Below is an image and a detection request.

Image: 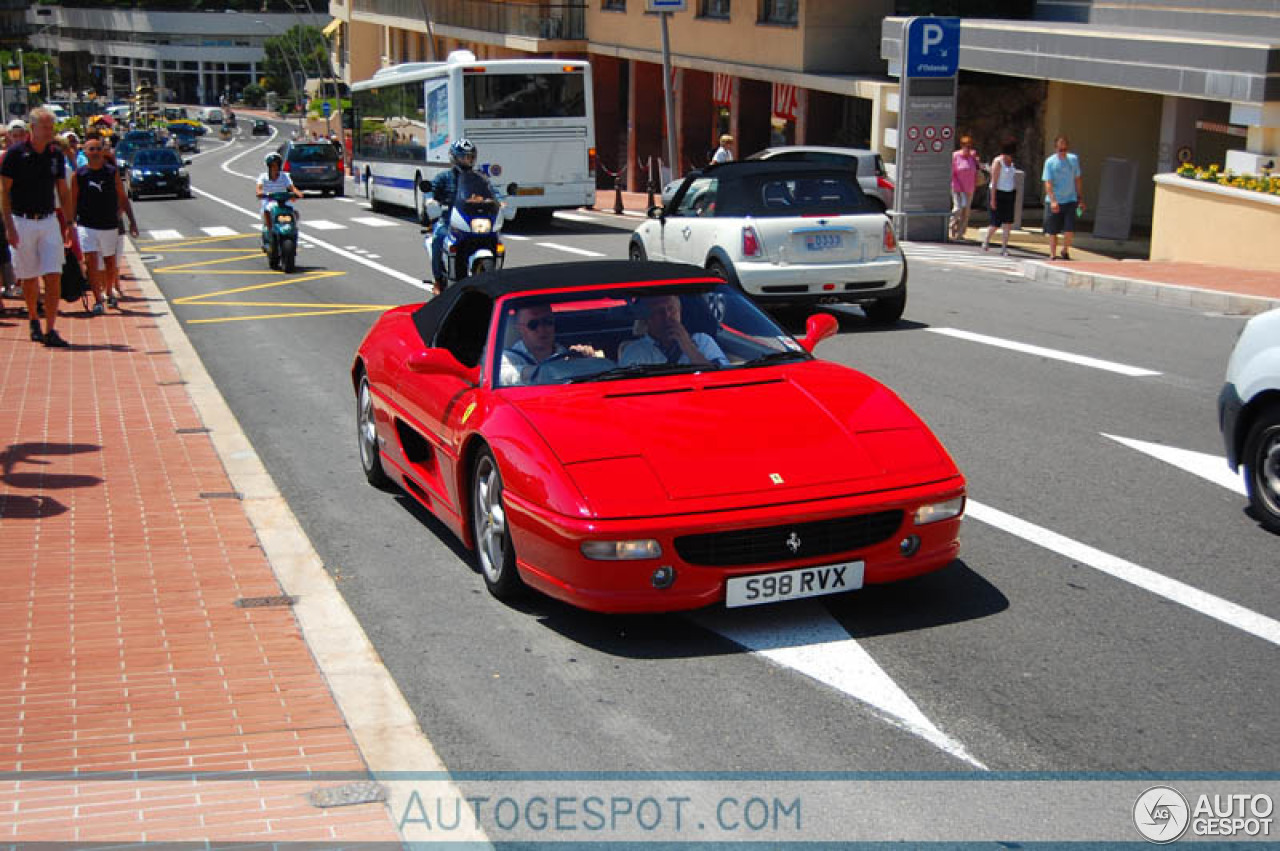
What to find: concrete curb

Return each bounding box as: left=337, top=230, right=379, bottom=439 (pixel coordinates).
left=122, top=240, right=489, bottom=846
left=1023, top=260, right=1280, bottom=316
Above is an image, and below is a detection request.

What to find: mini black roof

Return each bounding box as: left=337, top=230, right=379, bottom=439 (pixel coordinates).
left=412, top=261, right=717, bottom=348
left=690, top=160, right=855, bottom=180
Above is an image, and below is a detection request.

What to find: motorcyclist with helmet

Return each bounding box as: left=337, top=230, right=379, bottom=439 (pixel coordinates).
left=426, top=138, right=501, bottom=294
left=257, top=152, right=303, bottom=232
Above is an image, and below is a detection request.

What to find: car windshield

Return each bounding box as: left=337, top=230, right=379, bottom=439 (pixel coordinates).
left=134, top=149, right=181, bottom=166
left=492, top=283, right=809, bottom=388
left=288, top=144, right=338, bottom=163
left=713, top=172, right=876, bottom=217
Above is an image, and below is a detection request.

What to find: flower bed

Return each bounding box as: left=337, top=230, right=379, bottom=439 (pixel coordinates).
left=1176, top=163, right=1280, bottom=196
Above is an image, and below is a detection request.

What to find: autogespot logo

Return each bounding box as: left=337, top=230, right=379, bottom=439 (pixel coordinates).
left=1135, top=786, right=1190, bottom=844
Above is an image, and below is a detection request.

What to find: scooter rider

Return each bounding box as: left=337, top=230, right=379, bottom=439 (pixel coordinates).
left=427, top=138, right=499, bottom=293
left=256, top=152, right=303, bottom=232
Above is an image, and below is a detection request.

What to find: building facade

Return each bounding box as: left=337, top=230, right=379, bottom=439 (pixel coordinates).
left=28, top=5, right=326, bottom=105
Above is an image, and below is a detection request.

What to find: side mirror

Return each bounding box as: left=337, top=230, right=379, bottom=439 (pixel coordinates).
left=183, top=159, right=192, bottom=166
left=799, top=313, right=839, bottom=353
left=647, top=205, right=665, bottom=220
left=424, top=198, right=442, bottom=221
left=407, top=348, right=481, bottom=384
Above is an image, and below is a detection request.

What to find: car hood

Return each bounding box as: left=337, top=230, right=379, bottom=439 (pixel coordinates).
left=505, top=362, right=957, bottom=513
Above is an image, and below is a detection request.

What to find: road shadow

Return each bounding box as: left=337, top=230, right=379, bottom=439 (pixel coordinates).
left=64, top=342, right=136, bottom=353
left=0, top=442, right=103, bottom=519
left=769, top=304, right=931, bottom=337
left=391, top=492, right=476, bottom=565
left=528, top=560, right=1004, bottom=658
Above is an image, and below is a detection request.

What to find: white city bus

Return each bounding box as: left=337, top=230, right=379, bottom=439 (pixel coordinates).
left=350, top=51, right=595, bottom=222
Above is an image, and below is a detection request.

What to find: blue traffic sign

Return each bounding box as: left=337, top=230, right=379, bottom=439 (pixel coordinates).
left=322, top=101, right=332, bottom=118
left=905, top=17, right=960, bottom=78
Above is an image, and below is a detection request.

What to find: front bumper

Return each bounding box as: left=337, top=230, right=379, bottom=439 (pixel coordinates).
left=504, top=478, right=965, bottom=613
left=735, top=254, right=906, bottom=301
left=131, top=176, right=189, bottom=196
left=1219, top=381, right=1244, bottom=470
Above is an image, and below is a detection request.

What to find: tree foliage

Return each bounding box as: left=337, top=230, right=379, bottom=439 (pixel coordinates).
left=262, top=24, right=332, bottom=97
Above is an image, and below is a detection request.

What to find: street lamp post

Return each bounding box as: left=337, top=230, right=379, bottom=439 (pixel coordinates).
left=5, top=61, right=22, bottom=125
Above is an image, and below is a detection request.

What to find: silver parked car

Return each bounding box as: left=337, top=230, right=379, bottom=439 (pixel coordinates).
left=746, top=146, right=895, bottom=211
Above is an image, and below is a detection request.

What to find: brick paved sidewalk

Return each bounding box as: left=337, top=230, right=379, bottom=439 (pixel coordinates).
left=0, top=265, right=401, bottom=843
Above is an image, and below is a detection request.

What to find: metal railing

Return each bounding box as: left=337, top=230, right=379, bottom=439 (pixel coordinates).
left=352, top=0, right=585, bottom=40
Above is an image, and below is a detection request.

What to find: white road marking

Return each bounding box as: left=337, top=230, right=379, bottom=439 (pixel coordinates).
left=553, top=211, right=594, bottom=223
left=334, top=197, right=358, bottom=203
left=148, top=229, right=183, bottom=241
left=200, top=226, right=238, bottom=237
left=502, top=233, right=531, bottom=241
left=967, top=499, right=1280, bottom=647
left=927, top=328, right=1162, bottom=378
left=189, top=186, right=429, bottom=292
left=1102, top=434, right=1246, bottom=495
left=696, top=603, right=986, bottom=769
left=536, top=242, right=606, bottom=258
left=351, top=216, right=399, bottom=228
left=303, top=219, right=347, bottom=230
left=902, top=242, right=1025, bottom=276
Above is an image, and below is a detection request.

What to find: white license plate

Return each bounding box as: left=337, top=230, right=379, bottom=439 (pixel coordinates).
left=805, top=233, right=843, bottom=251
left=725, top=561, right=864, bottom=608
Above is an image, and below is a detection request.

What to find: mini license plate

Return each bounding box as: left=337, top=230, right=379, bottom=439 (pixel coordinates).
left=724, top=561, right=864, bottom=608
left=805, top=232, right=843, bottom=251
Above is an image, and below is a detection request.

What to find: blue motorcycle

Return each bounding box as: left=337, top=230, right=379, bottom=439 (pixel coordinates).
left=421, top=172, right=511, bottom=290
left=261, top=192, right=299, bottom=273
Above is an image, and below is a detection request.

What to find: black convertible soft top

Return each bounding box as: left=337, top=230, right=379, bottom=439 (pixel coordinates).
left=411, top=260, right=716, bottom=353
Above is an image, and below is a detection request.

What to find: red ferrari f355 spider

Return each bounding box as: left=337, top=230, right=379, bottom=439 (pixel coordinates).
left=352, top=261, right=965, bottom=613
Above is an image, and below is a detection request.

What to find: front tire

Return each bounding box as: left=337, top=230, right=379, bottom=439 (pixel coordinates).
left=471, top=447, right=524, bottom=600
left=280, top=237, right=296, bottom=273
left=1243, top=404, right=1280, bottom=533
left=356, top=374, right=391, bottom=488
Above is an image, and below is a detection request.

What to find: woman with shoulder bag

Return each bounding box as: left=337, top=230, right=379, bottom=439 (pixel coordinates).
left=983, top=138, right=1019, bottom=256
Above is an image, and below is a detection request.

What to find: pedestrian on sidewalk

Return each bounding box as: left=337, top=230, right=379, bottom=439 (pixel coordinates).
left=949, top=135, right=982, bottom=241
left=71, top=131, right=138, bottom=314
left=983, top=137, right=1019, bottom=256
left=1, top=107, right=75, bottom=347
left=1042, top=135, right=1084, bottom=260
left=712, top=134, right=735, bottom=165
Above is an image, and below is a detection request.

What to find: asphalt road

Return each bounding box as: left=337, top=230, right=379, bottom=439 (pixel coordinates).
left=131, top=119, right=1278, bottom=775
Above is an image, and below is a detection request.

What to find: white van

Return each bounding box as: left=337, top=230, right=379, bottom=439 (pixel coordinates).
left=199, top=107, right=224, bottom=125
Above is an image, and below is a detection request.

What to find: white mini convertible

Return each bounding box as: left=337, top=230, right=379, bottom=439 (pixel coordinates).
left=630, top=161, right=907, bottom=324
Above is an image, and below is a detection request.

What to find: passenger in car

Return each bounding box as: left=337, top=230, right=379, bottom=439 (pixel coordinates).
left=620, top=295, right=728, bottom=368
left=499, top=304, right=600, bottom=386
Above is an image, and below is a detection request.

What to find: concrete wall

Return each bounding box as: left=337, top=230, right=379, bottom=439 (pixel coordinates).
left=1151, top=175, right=1280, bottom=274
left=1042, top=81, right=1162, bottom=225
left=346, top=20, right=384, bottom=84
left=803, top=1, right=893, bottom=74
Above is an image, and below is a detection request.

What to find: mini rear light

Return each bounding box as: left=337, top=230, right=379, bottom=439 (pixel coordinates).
left=742, top=225, right=761, bottom=257
left=877, top=176, right=895, bottom=191
left=882, top=221, right=897, bottom=253
left=588, top=146, right=597, bottom=173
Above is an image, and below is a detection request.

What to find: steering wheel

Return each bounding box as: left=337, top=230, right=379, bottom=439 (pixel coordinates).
left=528, top=351, right=575, bottom=384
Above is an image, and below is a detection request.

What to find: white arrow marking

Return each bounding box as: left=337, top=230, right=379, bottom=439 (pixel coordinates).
left=695, top=602, right=986, bottom=769
left=1102, top=434, right=1246, bottom=495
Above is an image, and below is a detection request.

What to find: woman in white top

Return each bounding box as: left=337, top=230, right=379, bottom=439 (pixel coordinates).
left=256, top=152, right=303, bottom=231
left=983, top=138, right=1019, bottom=256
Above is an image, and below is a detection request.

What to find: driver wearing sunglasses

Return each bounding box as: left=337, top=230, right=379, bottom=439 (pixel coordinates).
left=500, top=303, right=599, bottom=386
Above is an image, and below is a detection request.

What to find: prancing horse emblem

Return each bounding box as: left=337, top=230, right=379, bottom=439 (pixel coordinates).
left=785, top=532, right=802, bottom=554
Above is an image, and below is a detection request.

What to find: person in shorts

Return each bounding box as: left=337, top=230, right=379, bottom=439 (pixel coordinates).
left=71, top=131, right=137, bottom=314
left=983, top=138, right=1019, bottom=256
left=949, top=135, right=981, bottom=241
left=1041, top=135, right=1085, bottom=260
left=1, top=108, right=74, bottom=347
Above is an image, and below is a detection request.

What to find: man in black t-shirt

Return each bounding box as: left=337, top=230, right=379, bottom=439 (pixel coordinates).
left=0, top=108, right=75, bottom=347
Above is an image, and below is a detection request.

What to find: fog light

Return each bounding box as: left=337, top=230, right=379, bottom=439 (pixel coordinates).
left=580, top=539, right=662, bottom=560
left=651, top=566, right=676, bottom=589
left=899, top=535, right=921, bottom=557
left=914, top=496, right=965, bottom=526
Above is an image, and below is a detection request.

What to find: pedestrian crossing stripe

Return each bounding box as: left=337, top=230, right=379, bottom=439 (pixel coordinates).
left=349, top=216, right=398, bottom=228
left=303, top=220, right=346, bottom=230
left=148, top=229, right=183, bottom=240
left=201, top=226, right=239, bottom=237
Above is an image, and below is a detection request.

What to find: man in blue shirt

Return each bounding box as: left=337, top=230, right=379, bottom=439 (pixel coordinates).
left=1041, top=135, right=1085, bottom=260
left=621, top=295, right=728, bottom=368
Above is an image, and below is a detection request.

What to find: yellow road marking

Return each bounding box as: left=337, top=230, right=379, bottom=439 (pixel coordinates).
left=173, top=270, right=346, bottom=303
left=157, top=253, right=271, bottom=273
left=188, top=306, right=389, bottom=324
left=137, top=233, right=258, bottom=249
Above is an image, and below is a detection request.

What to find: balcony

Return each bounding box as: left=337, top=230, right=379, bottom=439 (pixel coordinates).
left=351, top=0, right=585, bottom=41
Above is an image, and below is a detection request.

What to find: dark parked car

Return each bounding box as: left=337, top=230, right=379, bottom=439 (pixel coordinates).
left=278, top=140, right=344, bottom=196
left=126, top=147, right=192, bottom=200
left=251, top=119, right=272, bottom=137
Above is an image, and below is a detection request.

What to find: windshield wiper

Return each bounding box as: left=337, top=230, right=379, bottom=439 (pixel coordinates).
left=567, top=363, right=704, bottom=383
left=739, top=350, right=810, bottom=368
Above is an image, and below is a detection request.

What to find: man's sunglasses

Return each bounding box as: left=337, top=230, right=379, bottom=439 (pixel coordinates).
left=524, top=316, right=555, bottom=331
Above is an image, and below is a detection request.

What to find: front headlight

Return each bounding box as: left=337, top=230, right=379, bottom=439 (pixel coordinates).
left=914, top=496, right=965, bottom=526
left=177, top=169, right=188, bottom=178
left=472, top=218, right=492, bottom=234
left=580, top=540, right=663, bottom=560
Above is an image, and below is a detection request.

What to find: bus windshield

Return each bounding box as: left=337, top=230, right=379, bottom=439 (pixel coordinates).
left=463, top=73, right=586, bottom=120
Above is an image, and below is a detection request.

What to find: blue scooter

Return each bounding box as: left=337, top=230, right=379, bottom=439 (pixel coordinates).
left=261, top=192, right=299, bottom=273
